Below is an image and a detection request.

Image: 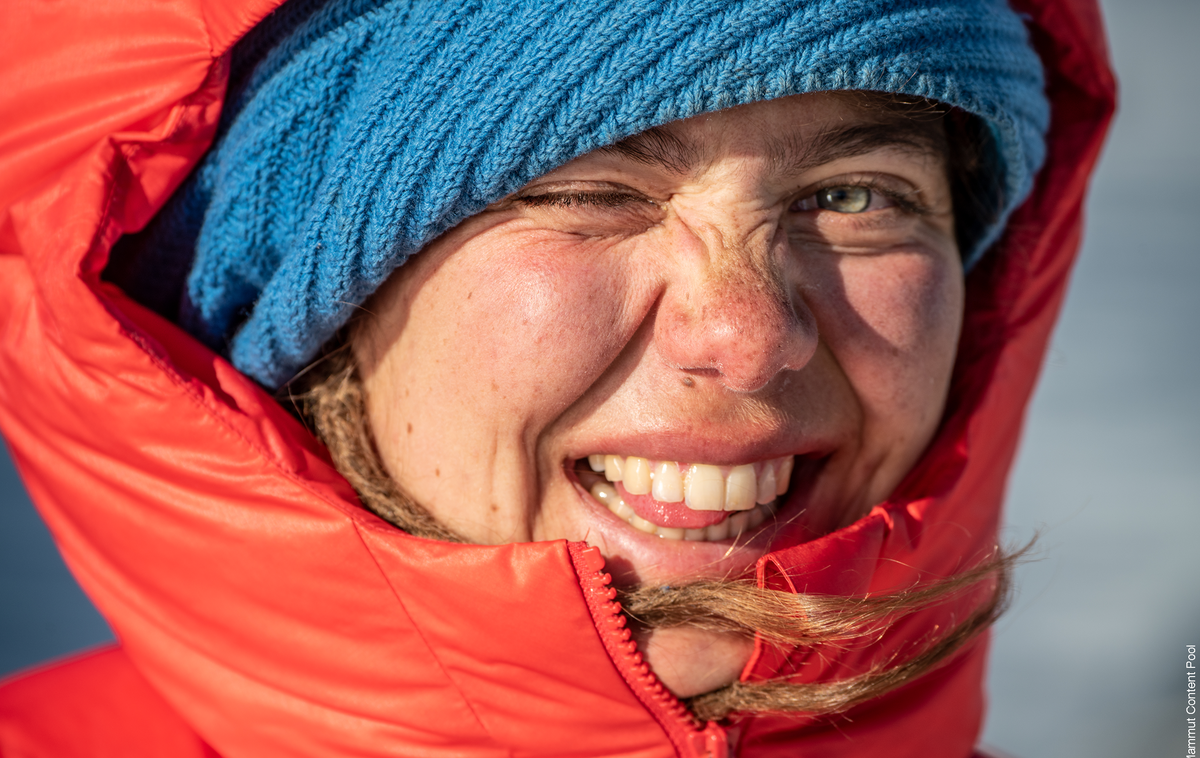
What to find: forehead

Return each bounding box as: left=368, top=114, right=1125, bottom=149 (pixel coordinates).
left=594, top=91, right=950, bottom=179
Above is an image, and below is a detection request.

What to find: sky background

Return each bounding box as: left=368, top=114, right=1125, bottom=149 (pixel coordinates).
left=2, top=0, right=1196, bottom=755
left=979, top=0, right=1200, bottom=754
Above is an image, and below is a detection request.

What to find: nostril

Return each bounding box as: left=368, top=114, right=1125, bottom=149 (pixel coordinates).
left=652, top=251, right=818, bottom=391
left=661, top=304, right=816, bottom=393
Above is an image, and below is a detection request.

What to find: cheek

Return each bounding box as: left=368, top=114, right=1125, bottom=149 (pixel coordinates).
left=357, top=230, right=648, bottom=531
left=844, top=255, right=962, bottom=353
left=810, top=251, right=963, bottom=429
left=411, top=233, right=641, bottom=426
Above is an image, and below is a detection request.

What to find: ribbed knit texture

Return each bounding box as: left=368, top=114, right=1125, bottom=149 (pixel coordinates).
left=128, top=0, right=1050, bottom=389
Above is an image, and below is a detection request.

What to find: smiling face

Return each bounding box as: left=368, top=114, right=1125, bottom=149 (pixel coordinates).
left=352, top=92, right=964, bottom=697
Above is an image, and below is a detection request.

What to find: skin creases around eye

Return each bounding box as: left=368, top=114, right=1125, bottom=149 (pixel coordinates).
left=512, top=187, right=664, bottom=238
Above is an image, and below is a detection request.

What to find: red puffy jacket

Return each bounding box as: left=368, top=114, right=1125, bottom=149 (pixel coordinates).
left=0, top=0, right=1114, bottom=755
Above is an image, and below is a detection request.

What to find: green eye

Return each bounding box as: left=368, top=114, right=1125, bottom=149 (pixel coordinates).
left=816, top=186, right=871, bottom=213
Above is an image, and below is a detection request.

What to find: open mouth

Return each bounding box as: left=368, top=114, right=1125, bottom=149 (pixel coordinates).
left=574, top=454, right=800, bottom=542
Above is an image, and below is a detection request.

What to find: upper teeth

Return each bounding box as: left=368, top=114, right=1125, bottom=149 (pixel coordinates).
left=586, top=454, right=794, bottom=512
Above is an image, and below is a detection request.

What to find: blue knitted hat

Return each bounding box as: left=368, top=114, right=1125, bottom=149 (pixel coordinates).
left=129, top=0, right=1049, bottom=389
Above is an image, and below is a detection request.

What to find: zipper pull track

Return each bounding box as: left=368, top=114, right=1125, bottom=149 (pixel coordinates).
left=570, top=544, right=730, bottom=758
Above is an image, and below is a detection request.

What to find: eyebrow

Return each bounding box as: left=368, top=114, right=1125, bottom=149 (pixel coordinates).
left=598, top=118, right=948, bottom=179
left=598, top=125, right=701, bottom=174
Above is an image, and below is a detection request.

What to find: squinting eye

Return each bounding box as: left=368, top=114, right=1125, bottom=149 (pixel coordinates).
left=515, top=191, right=652, bottom=209
left=816, top=186, right=871, bottom=213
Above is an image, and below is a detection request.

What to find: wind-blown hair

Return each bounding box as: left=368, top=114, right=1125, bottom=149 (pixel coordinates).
left=285, top=344, right=1024, bottom=722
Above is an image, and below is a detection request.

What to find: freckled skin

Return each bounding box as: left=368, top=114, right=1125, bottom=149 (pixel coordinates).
left=353, top=93, right=964, bottom=699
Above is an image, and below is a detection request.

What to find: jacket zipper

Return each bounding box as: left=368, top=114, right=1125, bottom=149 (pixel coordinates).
left=569, top=543, right=730, bottom=758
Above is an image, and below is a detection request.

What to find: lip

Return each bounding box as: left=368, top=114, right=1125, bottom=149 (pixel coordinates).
left=564, top=432, right=833, bottom=470
left=563, top=451, right=826, bottom=586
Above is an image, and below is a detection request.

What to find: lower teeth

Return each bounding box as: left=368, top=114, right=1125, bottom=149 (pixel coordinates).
left=589, top=481, right=775, bottom=541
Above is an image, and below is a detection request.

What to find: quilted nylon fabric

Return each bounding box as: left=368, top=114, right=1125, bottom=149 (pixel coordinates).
left=0, top=0, right=1115, bottom=754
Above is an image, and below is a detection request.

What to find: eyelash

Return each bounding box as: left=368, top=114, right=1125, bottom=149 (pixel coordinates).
left=514, top=180, right=927, bottom=216
left=792, top=179, right=926, bottom=216
left=515, top=191, right=652, bottom=209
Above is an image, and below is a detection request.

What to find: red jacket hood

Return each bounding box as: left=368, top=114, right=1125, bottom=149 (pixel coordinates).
left=0, top=1, right=1114, bottom=756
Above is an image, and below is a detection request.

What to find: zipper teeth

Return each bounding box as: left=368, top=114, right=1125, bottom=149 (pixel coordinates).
left=569, top=543, right=711, bottom=751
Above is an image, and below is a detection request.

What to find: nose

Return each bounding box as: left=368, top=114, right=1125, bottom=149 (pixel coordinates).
left=653, top=224, right=818, bottom=393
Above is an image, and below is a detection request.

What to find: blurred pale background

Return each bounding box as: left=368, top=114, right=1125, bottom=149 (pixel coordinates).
left=979, top=0, right=1200, bottom=755
left=2, top=0, right=1196, bottom=755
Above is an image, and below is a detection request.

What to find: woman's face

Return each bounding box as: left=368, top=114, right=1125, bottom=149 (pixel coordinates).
left=354, top=92, right=963, bottom=697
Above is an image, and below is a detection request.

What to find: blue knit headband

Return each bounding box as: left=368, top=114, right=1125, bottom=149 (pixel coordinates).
left=126, top=0, right=1049, bottom=389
